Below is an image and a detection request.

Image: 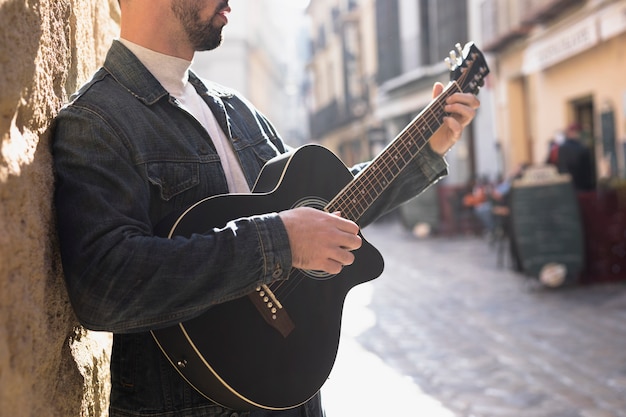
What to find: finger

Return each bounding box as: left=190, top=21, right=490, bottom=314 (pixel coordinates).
left=329, top=249, right=356, bottom=269
left=324, top=259, right=345, bottom=275
left=442, top=116, right=463, bottom=140
left=447, top=92, right=481, bottom=109
left=445, top=104, right=475, bottom=125
left=444, top=101, right=477, bottom=126
left=339, top=232, right=362, bottom=251
left=330, top=211, right=360, bottom=235
left=432, top=82, right=445, bottom=99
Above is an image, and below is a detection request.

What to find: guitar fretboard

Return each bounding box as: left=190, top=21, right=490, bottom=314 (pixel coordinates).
left=326, top=81, right=461, bottom=222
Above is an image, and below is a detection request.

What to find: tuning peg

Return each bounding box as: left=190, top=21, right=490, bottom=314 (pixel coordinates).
left=456, top=43, right=463, bottom=55
left=445, top=57, right=454, bottom=70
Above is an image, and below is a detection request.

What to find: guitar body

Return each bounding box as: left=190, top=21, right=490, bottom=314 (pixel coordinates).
left=151, top=41, right=490, bottom=411
left=151, top=144, right=385, bottom=410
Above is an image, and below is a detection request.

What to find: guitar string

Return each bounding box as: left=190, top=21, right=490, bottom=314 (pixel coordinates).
left=268, top=268, right=305, bottom=299
left=267, top=105, right=445, bottom=299
left=269, top=86, right=463, bottom=300
left=331, top=56, right=479, bottom=221
left=333, top=54, right=481, bottom=221
left=268, top=101, right=447, bottom=297
left=334, top=92, right=451, bottom=217
left=267, top=58, right=479, bottom=301
left=329, top=85, right=460, bottom=222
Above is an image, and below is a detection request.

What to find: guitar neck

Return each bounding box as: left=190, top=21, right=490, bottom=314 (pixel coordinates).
left=326, top=81, right=461, bottom=223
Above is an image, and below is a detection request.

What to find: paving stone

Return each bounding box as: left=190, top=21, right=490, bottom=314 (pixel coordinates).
left=322, top=221, right=626, bottom=417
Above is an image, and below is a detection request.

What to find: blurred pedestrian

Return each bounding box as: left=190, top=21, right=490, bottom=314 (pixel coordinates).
left=557, top=123, right=595, bottom=191
left=545, top=139, right=559, bottom=166
left=463, top=176, right=495, bottom=236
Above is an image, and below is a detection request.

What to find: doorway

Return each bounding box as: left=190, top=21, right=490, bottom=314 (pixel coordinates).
left=571, top=96, right=597, bottom=184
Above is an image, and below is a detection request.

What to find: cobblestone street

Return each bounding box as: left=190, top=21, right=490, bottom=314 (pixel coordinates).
left=321, top=220, right=626, bottom=417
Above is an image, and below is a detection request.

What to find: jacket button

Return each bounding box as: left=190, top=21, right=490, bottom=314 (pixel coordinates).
left=272, top=263, right=283, bottom=279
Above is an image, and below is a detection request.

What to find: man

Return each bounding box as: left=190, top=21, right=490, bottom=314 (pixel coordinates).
left=557, top=122, right=595, bottom=191
left=52, top=1, right=480, bottom=416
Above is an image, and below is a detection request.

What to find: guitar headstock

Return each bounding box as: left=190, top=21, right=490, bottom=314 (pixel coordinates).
left=446, top=42, right=490, bottom=95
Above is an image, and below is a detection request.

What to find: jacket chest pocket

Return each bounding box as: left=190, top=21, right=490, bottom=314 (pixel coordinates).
left=146, top=161, right=200, bottom=201
left=231, top=134, right=281, bottom=178
left=144, top=157, right=231, bottom=226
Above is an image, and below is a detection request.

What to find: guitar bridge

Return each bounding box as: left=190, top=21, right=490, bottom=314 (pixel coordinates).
left=248, top=284, right=295, bottom=338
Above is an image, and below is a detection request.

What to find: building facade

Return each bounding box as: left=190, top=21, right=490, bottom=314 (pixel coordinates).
left=480, top=0, right=626, bottom=182
left=306, top=0, right=495, bottom=232
left=306, top=0, right=496, bottom=182
left=374, top=0, right=480, bottom=186
left=306, top=0, right=626, bottom=233
left=305, top=0, right=380, bottom=167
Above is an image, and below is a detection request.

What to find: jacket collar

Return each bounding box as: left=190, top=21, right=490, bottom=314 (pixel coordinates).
left=102, top=40, right=234, bottom=105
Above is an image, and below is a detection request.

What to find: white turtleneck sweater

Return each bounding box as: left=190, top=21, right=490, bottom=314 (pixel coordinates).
left=119, top=38, right=250, bottom=193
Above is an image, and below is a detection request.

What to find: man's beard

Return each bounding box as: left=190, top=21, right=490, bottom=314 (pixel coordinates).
left=171, top=0, right=226, bottom=51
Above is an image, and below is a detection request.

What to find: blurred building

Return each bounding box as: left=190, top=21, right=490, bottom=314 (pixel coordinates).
left=306, top=0, right=495, bottom=233
left=305, top=0, right=379, bottom=167
left=192, top=0, right=626, bottom=235
left=305, top=0, right=495, bottom=181
left=480, top=0, right=626, bottom=181
left=375, top=0, right=487, bottom=186
left=479, top=0, right=626, bottom=283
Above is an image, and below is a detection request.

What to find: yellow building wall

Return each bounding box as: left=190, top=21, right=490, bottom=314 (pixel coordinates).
left=507, top=76, right=532, bottom=169
left=531, top=31, right=626, bottom=177
left=496, top=28, right=626, bottom=180
left=493, top=45, right=533, bottom=175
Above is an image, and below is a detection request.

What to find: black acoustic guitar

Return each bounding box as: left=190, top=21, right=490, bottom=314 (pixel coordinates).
left=151, top=42, right=489, bottom=411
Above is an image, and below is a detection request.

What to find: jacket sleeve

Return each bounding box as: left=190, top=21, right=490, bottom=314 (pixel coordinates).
left=52, top=106, right=292, bottom=334
left=351, top=144, right=448, bottom=228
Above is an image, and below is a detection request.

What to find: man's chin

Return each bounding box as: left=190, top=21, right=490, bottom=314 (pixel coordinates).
left=192, top=29, right=223, bottom=52
left=197, top=39, right=223, bottom=52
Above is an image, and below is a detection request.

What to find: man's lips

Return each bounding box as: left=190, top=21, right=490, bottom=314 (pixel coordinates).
left=217, top=6, right=231, bottom=24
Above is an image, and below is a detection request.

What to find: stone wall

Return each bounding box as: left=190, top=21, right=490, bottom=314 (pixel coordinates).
left=0, top=1, right=119, bottom=415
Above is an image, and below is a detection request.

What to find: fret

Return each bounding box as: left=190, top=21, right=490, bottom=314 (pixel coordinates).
left=324, top=40, right=490, bottom=223
left=327, top=82, right=463, bottom=222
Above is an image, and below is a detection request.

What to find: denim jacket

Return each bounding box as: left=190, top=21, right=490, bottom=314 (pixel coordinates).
left=52, top=40, right=448, bottom=417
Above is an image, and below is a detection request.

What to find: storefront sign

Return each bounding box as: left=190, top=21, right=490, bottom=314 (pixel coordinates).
left=523, top=17, right=598, bottom=74
left=599, top=1, right=626, bottom=40
left=510, top=167, right=584, bottom=285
